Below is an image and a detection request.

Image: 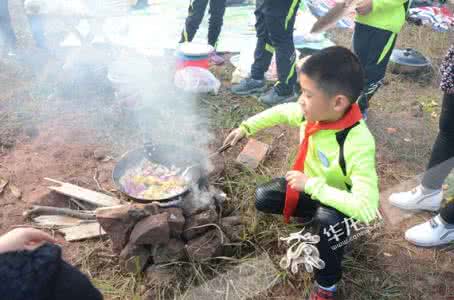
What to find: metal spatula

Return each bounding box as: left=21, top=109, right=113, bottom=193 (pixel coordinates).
left=180, top=143, right=232, bottom=177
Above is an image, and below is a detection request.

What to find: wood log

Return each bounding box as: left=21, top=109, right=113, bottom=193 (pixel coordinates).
left=24, top=205, right=96, bottom=220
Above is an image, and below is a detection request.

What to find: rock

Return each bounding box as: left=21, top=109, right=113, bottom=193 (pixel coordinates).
left=120, top=241, right=148, bottom=260
left=0, top=178, right=8, bottom=195
left=222, top=224, right=245, bottom=242
left=145, top=265, right=178, bottom=288
left=386, top=127, right=397, bottom=134
left=122, top=249, right=151, bottom=273
left=96, top=205, right=148, bottom=254
left=120, top=242, right=151, bottom=273
left=220, top=216, right=242, bottom=228
left=185, top=230, right=225, bottom=261
left=210, top=186, right=227, bottom=209
left=181, top=187, right=215, bottom=217
left=410, top=101, right=424, bottom=118
left=82, top=149, right=92, bottom=159
left=9, top=184, right=22, bottom=199
left=93, top=149, right=109, bottom=161
left=166, top=207, right=185, bottom=238
left=153, top=239, right=186, bottom=264
left=236, top=139, right=270, bottom=169
left=129, top=212, right=170, bottom=245
left=143, top=288, right=158, bottom=300
left=183, top=207, right=218, bottom=240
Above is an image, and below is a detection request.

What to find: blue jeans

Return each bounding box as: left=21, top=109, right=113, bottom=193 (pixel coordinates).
left=0, top=0, right=46, bottom=50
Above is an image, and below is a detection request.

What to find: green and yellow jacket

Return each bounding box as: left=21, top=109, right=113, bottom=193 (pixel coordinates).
left=355, top=0, right=408, bottom=34
left=239, top=103, right=379, bottom=223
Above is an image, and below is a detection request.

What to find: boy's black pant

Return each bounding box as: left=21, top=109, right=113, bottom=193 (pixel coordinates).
left=255, top=177, right=348, bottom=287
left=353, top=23, right=397, bottom=112
left=250, top=0, right=300, bottom=96
left=421, top=93, right=454, bottom=224
left=180, top=0, right=226, bottom=47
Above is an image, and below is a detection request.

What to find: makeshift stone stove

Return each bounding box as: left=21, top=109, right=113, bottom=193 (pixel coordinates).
left=96, top=184, right=244, bottom=273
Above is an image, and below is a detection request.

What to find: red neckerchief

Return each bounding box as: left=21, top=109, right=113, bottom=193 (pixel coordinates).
left=283, top=103, right=363, bottom=223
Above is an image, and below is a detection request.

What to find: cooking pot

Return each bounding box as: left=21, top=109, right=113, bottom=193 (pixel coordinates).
left=389, top=48, right=431, bottom=74
left=112, top=144, right=207, bottom=203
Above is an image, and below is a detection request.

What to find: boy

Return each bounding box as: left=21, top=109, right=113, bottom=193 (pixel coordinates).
left=179, top=0, right=226, bottom=65
left=352, top=0, right=408, bottom=117
left=224, top=46, right=379, bottom=300
left=230, top=0, right=300, bottom=106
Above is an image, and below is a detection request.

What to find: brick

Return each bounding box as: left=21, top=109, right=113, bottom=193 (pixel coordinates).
left=129, top=213, right=170, bottom=245
left=236, top=139, right=270, bottom=169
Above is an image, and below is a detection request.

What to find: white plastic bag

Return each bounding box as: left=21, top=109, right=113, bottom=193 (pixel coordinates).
left=174, top=67, right=221, bottom=95
left=230, top=46, right=278, bottom=82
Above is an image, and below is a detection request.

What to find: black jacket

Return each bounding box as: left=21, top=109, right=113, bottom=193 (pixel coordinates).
left=0, top=243, right=102, bottom=300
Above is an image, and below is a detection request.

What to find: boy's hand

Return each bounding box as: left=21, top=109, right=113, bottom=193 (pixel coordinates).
left=286, top=171, right=309, bottom=192
left=0, top=227, right=57, bottom=254
left=355, top=0, right=373, bottom=15
left=223, top=128, right=246, bottom=146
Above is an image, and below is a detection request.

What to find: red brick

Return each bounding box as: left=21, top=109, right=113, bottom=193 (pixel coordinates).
left=236, top=139, right=270, bottom=169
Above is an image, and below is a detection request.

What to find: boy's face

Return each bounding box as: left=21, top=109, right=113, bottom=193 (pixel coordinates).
left=297, top=74, right=350, bottom=123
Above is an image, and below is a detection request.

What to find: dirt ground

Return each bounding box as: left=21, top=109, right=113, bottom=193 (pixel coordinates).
left=1, top=0, right=454, bottom=299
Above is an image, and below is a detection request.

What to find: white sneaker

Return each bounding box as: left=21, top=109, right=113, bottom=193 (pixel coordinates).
left=388, top=185, right=443, bottom=212
left=405, top=214, right=454, bottom=247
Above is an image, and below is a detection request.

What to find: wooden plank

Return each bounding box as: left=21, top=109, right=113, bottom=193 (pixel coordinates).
left=44, top=178, right=121, bottom=207
left=33, top=215, right=90, bottom=227
left=59, top=222, right=106, bottom=242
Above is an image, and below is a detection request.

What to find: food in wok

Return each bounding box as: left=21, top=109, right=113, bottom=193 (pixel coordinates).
left=120, top=160, right=188, bottom=200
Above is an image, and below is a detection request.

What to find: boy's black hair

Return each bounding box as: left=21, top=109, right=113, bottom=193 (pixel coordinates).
left=300, top=46, right=364, bottom=103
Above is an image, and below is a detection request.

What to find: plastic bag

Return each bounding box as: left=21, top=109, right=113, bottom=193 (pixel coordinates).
left=174, top=67, right=221, bottom=94
left=230, top=45, right=278, bottom=82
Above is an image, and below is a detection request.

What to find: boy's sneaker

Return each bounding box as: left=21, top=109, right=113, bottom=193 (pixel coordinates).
left=388, top=185, right=443, bottom=212
left=209, top=52, right=224, bottom=65
left=308, top=284, right=337, bottom=300
left=259, top=87, right=298, bottom=106
left=405, top=214, right=454, bottom=247
left=231, top=78, right=266, bottom=95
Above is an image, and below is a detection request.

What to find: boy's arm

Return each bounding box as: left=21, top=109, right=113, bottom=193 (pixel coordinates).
left=239, top=103, right=304, bottom=137
left=304, top=134, right=379, bottom=223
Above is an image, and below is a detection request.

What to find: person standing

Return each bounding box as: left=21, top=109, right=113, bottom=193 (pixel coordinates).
left=0, top=0, right=47, bottom=57
left=389, top=44, right=454, bottom=247
left=231, top=0, right=301, bottom=106
left=179, top=0, right=227, bottom=65
left=351, top=0, right=409, bottom=117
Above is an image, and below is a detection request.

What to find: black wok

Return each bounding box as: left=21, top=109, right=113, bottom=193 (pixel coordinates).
left=112, top=144, right=206, bottom=203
